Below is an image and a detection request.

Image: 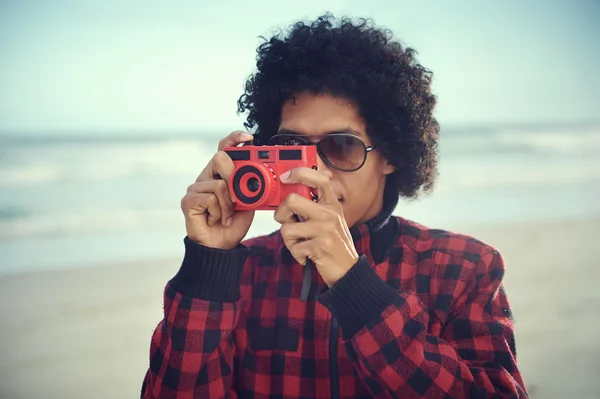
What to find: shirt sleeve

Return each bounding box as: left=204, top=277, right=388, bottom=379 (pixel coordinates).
left=141, top=237, right=250, bottom=399
left=318, top=249, right=528, bottom=398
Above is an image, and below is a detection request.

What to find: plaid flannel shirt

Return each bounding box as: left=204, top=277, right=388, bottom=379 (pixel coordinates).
left=141, top=193, right=527, bottom=398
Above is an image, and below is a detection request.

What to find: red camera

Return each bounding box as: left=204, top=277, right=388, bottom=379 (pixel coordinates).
left=224, top=145, right=318, bottom=211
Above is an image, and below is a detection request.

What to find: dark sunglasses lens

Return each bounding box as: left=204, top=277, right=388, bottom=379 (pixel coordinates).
left=319, top=135, right=366, bottom=171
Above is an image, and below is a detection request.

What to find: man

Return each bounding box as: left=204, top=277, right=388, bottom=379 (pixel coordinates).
left=141, top=14, right=528, bottom=398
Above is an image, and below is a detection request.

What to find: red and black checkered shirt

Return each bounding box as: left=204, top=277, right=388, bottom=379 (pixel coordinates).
left=141, top=196, right=527, bottom=398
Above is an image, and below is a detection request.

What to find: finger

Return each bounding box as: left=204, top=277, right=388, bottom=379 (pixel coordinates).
left=286, top=239, right=314, bottom=266
left=181, top=192, right=221, bottom=226
left=280, top=167, right=337, bottom=204
left=274, top=193, right=322, bottom=223
left=197, top=151, right=236, bottom=183
left=187, top=179, right=234, bottom=225
left=198, top=193, right=222, bottom=227
left=280, top=221, right=317, bottom=242
left=217, top=130, right=254, bottom=151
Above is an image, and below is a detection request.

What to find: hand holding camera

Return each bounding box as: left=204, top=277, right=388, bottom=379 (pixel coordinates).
left=182, top=131, right=319, bottom=250
left=274, top=167, right=359, bottom=287
left=181, top=131, right=256, bottom=250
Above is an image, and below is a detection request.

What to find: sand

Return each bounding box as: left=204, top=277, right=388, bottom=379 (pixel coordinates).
left=0, top=218, right=598, bottom=399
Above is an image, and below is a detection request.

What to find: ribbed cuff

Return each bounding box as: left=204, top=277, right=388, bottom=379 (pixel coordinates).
left=169, top=237, right=250, bottom=302
left=318, top=256, right=400, bottom=339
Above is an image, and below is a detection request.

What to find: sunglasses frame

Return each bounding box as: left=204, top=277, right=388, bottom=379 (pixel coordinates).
left=268, top=133, right=377, bottom=172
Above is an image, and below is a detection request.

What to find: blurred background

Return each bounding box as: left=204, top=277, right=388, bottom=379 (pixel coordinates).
left=0, top=0, right=598, bottom=398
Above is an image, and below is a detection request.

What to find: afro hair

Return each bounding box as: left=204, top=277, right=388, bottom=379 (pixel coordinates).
left=237, top=13, right=440, bottom=198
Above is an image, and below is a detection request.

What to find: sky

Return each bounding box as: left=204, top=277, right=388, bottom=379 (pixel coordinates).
left=0, top=0, right=599, bottom=134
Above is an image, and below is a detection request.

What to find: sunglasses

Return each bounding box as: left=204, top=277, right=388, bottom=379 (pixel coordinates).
left=267, top=133, right=377, bottom=172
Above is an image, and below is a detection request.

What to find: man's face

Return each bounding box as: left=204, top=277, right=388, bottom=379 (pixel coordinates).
left=278, top=92, right=395, bottom=228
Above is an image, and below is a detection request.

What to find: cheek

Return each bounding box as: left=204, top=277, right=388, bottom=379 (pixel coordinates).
left=339, top=169, right=378, bottom=196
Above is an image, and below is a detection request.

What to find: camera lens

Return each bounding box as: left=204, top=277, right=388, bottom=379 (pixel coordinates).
left=247, top=177, right=260, bottom=192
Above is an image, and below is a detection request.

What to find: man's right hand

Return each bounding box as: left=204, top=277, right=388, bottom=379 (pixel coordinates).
left=181, top=131, right=256, bottom=250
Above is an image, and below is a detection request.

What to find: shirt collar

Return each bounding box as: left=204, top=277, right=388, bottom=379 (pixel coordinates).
left=350, top=181, right=400, bottom=264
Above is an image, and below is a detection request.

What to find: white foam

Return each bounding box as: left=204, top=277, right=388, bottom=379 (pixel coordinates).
left=435, top=156, right=600, bottom=194
left=0, top=138, right=214, bottom=188
left=0, top=163, right=62, bottom=186
left=494, top=127, right=600, bottom=153
left=0, top=208, right=182, bottom=241
left=0, top=206, right=284, bottom=243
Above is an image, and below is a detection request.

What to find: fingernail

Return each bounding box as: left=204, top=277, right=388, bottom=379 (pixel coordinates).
left=280, top=171, right=291, bottom=181
left=225, top=217, right=233, bottom=226
left=241, top=132, right=253, bottom=140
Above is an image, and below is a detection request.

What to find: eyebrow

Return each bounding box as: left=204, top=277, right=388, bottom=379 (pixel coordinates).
left=277, top=128, right=362, bottom=137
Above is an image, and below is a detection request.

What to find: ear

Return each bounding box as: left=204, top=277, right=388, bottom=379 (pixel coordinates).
left=382, top=160, right=395, bottom=176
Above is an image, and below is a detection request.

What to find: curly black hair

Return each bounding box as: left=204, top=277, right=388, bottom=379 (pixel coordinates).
left=237, top=13, right=440, bottom=198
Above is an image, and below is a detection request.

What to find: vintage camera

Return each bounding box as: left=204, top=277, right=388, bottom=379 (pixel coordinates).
left=224, top=145, right=318, bottom=211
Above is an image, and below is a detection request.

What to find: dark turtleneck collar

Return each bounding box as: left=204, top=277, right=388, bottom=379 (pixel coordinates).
left=349, top=181, right=400, bottom=264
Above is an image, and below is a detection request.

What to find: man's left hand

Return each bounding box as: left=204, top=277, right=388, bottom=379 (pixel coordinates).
left=274, top=167, right=359, bottom=287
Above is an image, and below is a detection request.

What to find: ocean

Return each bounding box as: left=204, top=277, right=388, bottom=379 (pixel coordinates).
left=1, top=124, right=599, bottom=276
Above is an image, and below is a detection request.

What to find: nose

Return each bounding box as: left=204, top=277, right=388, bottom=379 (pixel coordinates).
left=317, top=154, right=334, bottom=179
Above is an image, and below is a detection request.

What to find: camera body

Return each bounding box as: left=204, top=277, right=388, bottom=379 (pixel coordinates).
left=224, top=145, right=318, bottom=211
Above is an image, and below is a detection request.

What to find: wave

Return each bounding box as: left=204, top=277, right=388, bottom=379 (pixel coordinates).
left=3, top=158, right=598, bottom=241
left=1, top=126, right=598, bottom=191
left=440, top=124, right=600, bottom=156
left=0, top=138, right=216, bottom=187
left=0, top=208, right=182, bottom=241
left=435, top=155, right=600, bottom=194
left=0, top=206, right=30, bottom=220
left=494, top=127, right=600, bottom=152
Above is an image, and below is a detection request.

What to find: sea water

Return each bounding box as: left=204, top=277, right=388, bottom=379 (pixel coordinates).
left=1, top=124, right=599, bottom=275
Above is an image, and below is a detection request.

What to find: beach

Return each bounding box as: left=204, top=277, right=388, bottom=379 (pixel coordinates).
left=0, top=216, right=598, bottom=399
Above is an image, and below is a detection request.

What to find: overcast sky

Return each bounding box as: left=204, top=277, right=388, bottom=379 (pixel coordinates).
left=1, top=0, right=599, bottom=134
